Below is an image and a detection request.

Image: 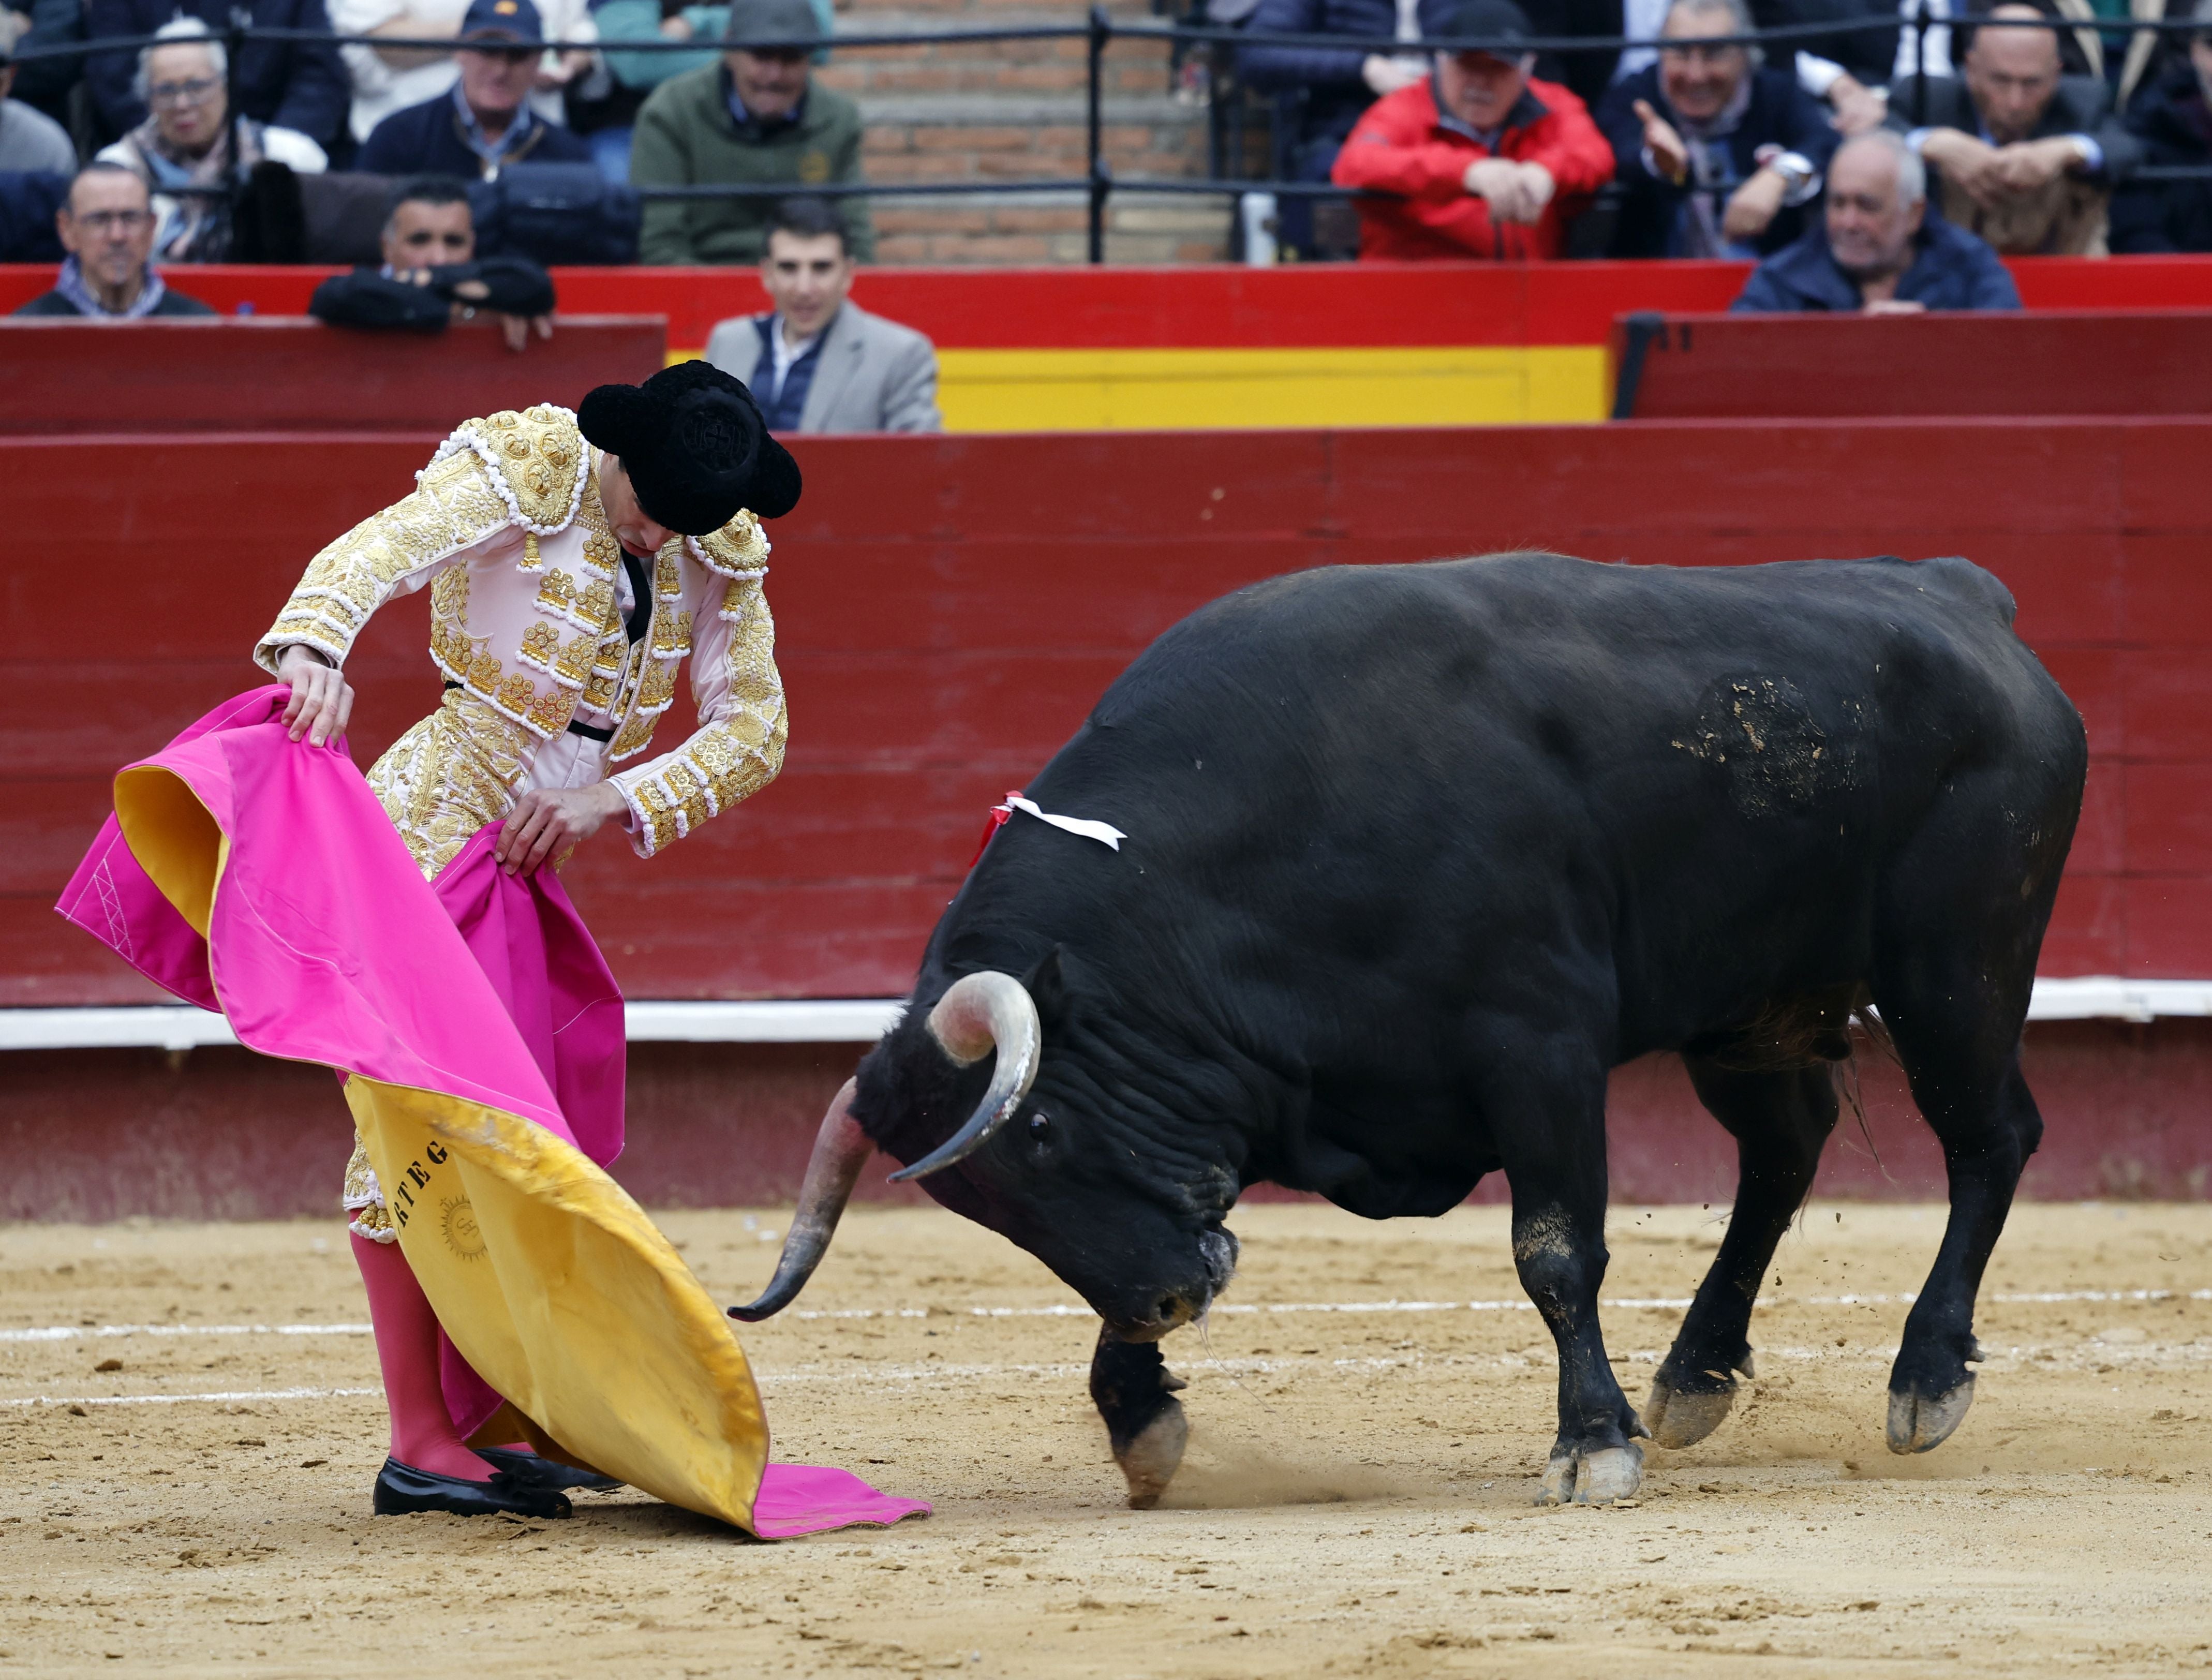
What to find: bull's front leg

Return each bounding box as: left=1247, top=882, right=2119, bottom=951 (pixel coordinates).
left=1494, top=1055, right=1649, bottom=1505
left=1090, top=1322, right=1189, bottom=1509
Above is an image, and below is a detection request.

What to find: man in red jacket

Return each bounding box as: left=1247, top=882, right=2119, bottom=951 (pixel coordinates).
left=1331, top=0, right=1614, bottom=260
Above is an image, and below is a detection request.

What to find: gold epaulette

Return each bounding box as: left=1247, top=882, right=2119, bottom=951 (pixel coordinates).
left=688, top=510, right=770, bottom=579
left=424, top=404, right=589, bottom=534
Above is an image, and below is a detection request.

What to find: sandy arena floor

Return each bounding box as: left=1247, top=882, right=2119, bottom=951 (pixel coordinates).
left=4, top=1201, right=2211, bottom=1678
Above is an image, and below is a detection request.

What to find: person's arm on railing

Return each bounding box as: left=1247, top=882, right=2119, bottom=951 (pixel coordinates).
left=1238, top=0, right=1372, bottom=95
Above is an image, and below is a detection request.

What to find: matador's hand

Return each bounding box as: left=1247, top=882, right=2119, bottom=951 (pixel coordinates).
left=277, top=645, right=353, bottom=747
left=498, top=782, right=628, bottom=877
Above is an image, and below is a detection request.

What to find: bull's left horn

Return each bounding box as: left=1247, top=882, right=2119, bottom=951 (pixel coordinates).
left=887, top=971, right=1041, bottom=1182
left=729, top=1078, right=871, bottom=1321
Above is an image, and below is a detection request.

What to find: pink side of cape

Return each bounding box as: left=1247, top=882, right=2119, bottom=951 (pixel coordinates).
left=56, top=688, right=929, bottom=1537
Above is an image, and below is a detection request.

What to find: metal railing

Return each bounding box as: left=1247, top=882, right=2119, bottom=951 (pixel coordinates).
left=13, top=5, right=2211, bottom=263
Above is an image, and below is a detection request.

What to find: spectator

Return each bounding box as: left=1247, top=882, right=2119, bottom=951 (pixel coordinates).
left=2110, top=0, right=2212, bottom=250
left=12, top=161, right=216, bottom=315
left=1733, top=125, right=2020, bottom=306
left=6, top=0, right=87, bottom=123
left=84, top=0, right=347, bottom=151
left=309, top=174, right=557, bottom=347
left=0, top=10, right=75, bottom=172
left=1597, top=0, right=1839, bottom=256
left=357, top=0, right=593, bottom=179
left=1239, top=0, right=1464, bottom=251
left=632, top=0, right=872, bottom=266
left=334, top=0, right=598, bottom=145
left=1329, top=0, right=1614, bottom=258
left=96, top=19, right=327, bottom=263
left=581, top=0, right=830, bottom=185
left=703, top=196, right=940, bottom=432
left=1889, top=2, right=2140, bottom=252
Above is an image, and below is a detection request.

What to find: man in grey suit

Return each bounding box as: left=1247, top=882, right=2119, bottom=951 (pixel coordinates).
left=704, top=197, right=943, bottom=434
left=1888, top=3, right=2141, bottom=254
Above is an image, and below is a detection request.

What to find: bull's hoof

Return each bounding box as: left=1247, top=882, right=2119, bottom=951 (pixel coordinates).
left=1116, top=1398, right=1188, bottom=1509
left=1642, top=1374, right=1738, bottom=1450
left=1887, top=1377, right=1975, bottom=1454
left=1541, top=1439, right=1643, bottom=1506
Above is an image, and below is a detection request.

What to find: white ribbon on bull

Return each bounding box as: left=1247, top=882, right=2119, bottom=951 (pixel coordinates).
left=729, top=971, right=1042, bottom=1322
left=999, top=794, right=1126, bottom=851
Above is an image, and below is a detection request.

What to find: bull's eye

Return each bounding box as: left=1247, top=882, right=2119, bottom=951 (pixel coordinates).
left=1027, top=1113, right=1051, bottom=1142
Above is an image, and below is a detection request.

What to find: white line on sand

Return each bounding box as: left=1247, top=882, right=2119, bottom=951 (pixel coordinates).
left=4, top=1288, right=2206, bottom=1346
left=2, top=1386, right=381, bottom=1408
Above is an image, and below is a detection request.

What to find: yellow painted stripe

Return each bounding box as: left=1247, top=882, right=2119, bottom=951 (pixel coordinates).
left=669, top=344, right=1610, bottom=430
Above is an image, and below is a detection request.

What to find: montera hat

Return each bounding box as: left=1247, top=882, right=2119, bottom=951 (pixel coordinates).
left=578, top=363, right=803, bottom=534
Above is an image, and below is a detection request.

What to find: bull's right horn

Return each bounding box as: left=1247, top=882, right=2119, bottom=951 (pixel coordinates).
left=729, top=1077, right=871, bottom=1321
left=887, top=971, right=1041, bottom=1182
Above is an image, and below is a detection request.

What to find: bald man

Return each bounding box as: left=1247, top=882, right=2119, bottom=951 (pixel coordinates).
left=1887, top=2, right=2141, bottom=254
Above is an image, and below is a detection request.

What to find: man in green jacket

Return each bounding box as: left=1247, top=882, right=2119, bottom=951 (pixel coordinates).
left=631, top=0, right=873, bottom=265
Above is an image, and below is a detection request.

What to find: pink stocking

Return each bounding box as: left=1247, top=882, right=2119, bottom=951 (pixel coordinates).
left=351, top=1231, right=497, bottom=1482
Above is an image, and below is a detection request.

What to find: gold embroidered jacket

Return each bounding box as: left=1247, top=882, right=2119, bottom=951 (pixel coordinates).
left=254, top=404, right=788, bottom=858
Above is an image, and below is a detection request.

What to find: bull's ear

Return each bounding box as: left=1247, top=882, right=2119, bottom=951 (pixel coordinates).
left=1022, top=945, right=1071, bottom=1034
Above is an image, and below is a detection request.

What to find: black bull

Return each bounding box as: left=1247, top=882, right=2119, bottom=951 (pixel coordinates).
left=735, top=552, right=2086, bottom=1508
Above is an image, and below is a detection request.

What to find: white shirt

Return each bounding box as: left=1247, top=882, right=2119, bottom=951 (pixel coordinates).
left=765, top=316, right=822, bottom=407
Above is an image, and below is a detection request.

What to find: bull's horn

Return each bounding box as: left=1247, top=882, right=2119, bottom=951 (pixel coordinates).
left=728, top=1078, right=870, bottom=1321
left=887, top=971, right=1042, bottom=1182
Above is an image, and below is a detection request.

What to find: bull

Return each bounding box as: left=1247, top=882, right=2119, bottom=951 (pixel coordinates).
left=733, top=552, right=2085, bottom=1508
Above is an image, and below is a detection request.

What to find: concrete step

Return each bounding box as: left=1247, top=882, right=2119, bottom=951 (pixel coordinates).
left=861, top=96, right=1207, bottom=184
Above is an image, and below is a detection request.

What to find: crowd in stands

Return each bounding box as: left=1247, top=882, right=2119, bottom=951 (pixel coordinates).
left=0, top=0, right=2209, bottom=320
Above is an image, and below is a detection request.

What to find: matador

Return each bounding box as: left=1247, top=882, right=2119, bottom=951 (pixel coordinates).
left=259, top=362, right=800, bottom=1519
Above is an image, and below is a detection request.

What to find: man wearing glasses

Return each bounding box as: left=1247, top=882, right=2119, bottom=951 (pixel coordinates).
left=357, top=0, right=591, bottom=180
left=11, top=163, right=217, bottom=317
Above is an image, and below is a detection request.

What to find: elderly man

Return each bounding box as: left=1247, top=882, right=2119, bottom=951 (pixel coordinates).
left=84, top=0, right=346, bottom=151
left=705, top=196, right=939, bottom=433
left=1330, top=0, right=1613, bottom=259
left=0, top=12, right=76, bottom=172
left=357, top=0, right=592, bottom=180
left=1888, top=2, right=2140, bottom=254
left=310, top=175, right=556, bottom=348
left=1733, top=126, right=2019, bottom=310
left=632, top=0, right=873, bottom=265
left=1595, top=0, right=1838, bottom=257
left=12, top=162, right=216, bottom=316
left=94, top=18, right=325, bottom=264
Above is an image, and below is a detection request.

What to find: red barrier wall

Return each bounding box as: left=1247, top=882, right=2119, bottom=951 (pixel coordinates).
left=0, top=317, right=665, bottom=434
left=1613, top=311, right=2212, bottom=419
left=6, top=418, right=2207, bottom=1009
left=6, top=256, right=2211, bottom=349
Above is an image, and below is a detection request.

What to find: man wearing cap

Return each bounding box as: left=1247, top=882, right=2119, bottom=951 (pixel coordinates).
left=357, top=0, right=592, bottom=181
left=1330, top=0, right=1614, bottom=259
left=631, top=0, right=873, bottom=266
left=260, top=364, right=801, bottom=1517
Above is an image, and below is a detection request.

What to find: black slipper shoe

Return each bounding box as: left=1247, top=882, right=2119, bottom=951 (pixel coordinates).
left=372, top=1457, right=573, bottom=1519
left=476, top=1446, right=624, bottom=1493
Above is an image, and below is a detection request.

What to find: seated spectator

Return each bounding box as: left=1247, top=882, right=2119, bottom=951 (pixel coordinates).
left=2110, top=0, right=2212, bottom=250
left=12, top=161, right=216, bottom=315
left=1329, top=0, right=1614, bottom=259
left=1733, top=126, right=2020, bottom=307
left=358, top=0, right=593, bottom=180
left=703, top=196, right=939, bottom=432
left=95, top=19, right=326, bottom=263
left=1889, top=3, right=2140, bottom=252
left=632, top=0, right=873, bottom=265
left=84, top=0, right=347, bottom=152
left=1239, top=0, right=1464, bottom=255
left=310, top=175, right=556, bottom=348
left=581, top=0, right=831, bottom=185
left=0, top=165, right=69, bottom=258
left=6, top=0, right=88, bottom=124
left=0, top=11, right=73, bottom=172
left=334, top=0, right=598, bottom=146
left=1597, top=0, right=1839, bottom=256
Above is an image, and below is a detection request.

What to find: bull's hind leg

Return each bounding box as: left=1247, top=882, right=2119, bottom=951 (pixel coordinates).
left=1644, top=1061, right=1838, bottom=1448
left=1491, top=1051, right=1649, bottom=1504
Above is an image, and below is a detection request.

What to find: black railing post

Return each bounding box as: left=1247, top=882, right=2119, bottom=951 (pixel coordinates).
left=1911, top=0, right=1928, bottom=124
left=227, top=5, right=249, bottom=161
left=1087, top=3, right=1109, bottom=262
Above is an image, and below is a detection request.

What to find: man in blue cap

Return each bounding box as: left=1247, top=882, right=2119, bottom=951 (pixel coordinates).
left=358, top=0, right=591, bottom=181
